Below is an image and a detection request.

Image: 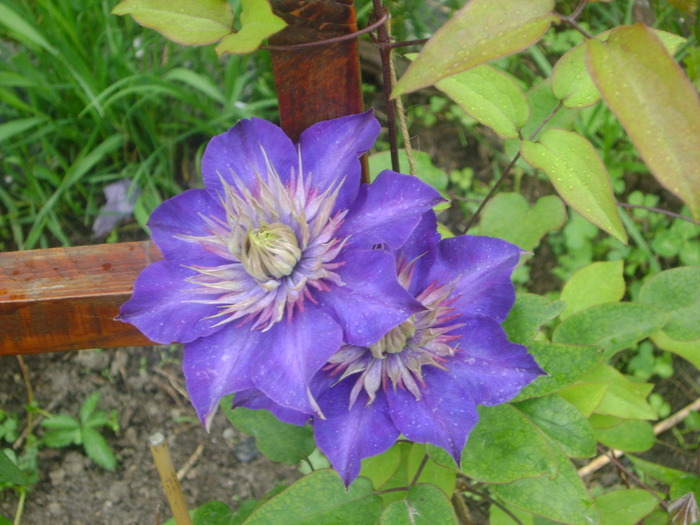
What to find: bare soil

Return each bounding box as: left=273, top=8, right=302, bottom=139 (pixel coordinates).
left=0, top=346, right=300, bottom=525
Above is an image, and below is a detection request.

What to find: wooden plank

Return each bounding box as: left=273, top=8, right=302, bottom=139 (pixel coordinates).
left=269, top=0, right=364, bottom=142
left=0, top=241, right=161, bottom=355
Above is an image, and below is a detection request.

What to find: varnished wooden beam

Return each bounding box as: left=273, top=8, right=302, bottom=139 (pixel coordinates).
left=0, top=242, right=161, bottom=355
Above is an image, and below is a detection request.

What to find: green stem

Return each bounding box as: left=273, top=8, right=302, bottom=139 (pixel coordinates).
left=14, top=488, right=26, bottom=525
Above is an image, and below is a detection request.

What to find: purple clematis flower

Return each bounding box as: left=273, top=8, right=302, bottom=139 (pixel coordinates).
left=234, top=212, right=545, bottom=486
left=119, top=112, right=443, bottom=429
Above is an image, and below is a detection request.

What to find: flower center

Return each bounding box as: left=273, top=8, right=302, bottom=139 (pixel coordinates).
left=241, top=222, right=302, bottom=281
left=368, top=319, right=416, bottom=358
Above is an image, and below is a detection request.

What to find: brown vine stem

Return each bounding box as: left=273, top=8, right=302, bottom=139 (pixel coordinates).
left=409, top=453, right=430, bottom=487
left=578, top=397, right=700, bottom=477
left=617, top=203, right=700, bottom=225
left=459, top=479, right=523, bottom=525
left=602, top=446, right=670, bottom=510
left=371, top=2, right=400, bottom=172
left=559, top=0, right=594, bottom=39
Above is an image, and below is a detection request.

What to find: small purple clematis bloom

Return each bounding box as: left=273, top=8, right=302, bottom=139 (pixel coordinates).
left=119, top=112, right=443, bottom=429
left=234, top=212, right=545, bottom=486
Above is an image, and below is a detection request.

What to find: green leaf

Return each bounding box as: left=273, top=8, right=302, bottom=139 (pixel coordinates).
left=460, top=404, right=556, bottom=484
left=639, top=267, right=700, bottom=341
left=479, top=193, right=566, bottom=251
left=41, top=415, right=80, bottom=430
left=193, top=501, right=235, bottom=525
left=42, top=428, right=81, bottom=448
left=492, top=446, right=599, bottom=525
left=0, top=449, right=26, bottom=486
left=560, top=261, right=625, bottom=320
left=215, top=0, right=286, bottom=56
left=515, top=342, right=604, bottom=400
left=112, top=0, right=234, bottom=46
left=628, top=454, right=687, bottom=485
left=406, top=445, right=456, bottom=501
left=368, top=149, right=449, bottom=191
left=380, top=484, right=457, bottom=525
left=514, top=394, right=597, bottom=458
left=393, top=0, right=556, bottom=96
left=587, top=24, right=700, bottom=220
left=521, top=129, right=627, bottom=243
left=434, top=64, right=529, bottom=139
left=242, top=470, right=382, bottom=524
left=558, top=382, right=608, bottom=418
left=580, top=364, right=657, bottom=420
left=82, top=427, right=117, bottom=471
left=502, top=293, right=566, bottom=346
left=79, top=392, right=101, bottom=424
left=595, top=489, right=660, bottom=525
left=164, top=68, right=226, bottom=105
left=553, top=302, right=669, bottom=359
left=0, top=515, right=12, bottom=525
left=651, top=331, right=700, bottom=369
left=359, top=442, right=404, bottom=490
left=223, top=406, right=314, bottom=465
left=593, top=419, right=655, bottom=453
left=552, top=28, right=685, bottom=109
left=0, top=3, right=57, bottom=54
left=670, top=475, right=700, bottom=501
left=0, top=117, right=45, bottom=143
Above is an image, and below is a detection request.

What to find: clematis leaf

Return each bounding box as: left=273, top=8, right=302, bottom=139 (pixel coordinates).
left=651, top=331, right=700, bottom=369
left=215, top=0, right=286, bottom=56
left=434, top=64, right=529, bottom=139
left=479, top=192, right=566, bottom=251
left=112, top=0, right=234, bottom=46
left=222, top=405, right=314, bottom=466
left=558, top=382, right=608, bottom=418
left=593, top=419, right=655, bottom=452
left=492, top=446, right=599, bottom=525
left=514, top=394, right=597, bottom=458
left=579, top=364, right=657, bottom=420
left=0, top=450, right=25, bottom=486
left=639, top=266, right=700, bottom=341
left=406, top=445, right=457, bottom=501
left=358, top=442, right=403, bottom=491
left=553, top=302, right=668, bottom=359
left=380, top=484, right=457, bottom=525
left=242, top=470, right=381, bottom=524
left=560, top=261, right=625, bottom=320
left=595, top=489, right=659, bottom=525
left=515, top=342, right=604, bottom=400
left=521, top=129, right=627, bottom=243
left=587, top=24, right=700, bottom=220
left=552, top=28, right=685, bottom=108
left=628, top=454, right=687, bottom=485
left=392, top=0, right=556, bottom=96
left=502, top=293, right=566, bottom=346
left=460, top=404, right=556, bottom=484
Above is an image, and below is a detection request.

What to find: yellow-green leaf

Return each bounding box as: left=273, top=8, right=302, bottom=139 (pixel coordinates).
left=392, top=0, right=556, bottom=97
left=215, top=0, right=286, bottom=55
left=521, top=129, right=627, bottom=243
left=560, top=261, right=625, bottom=320
left=587, top=24, right=700, bottom=220
left=552, top=28, right=685, bottom=109
left=112, top=0, right=234, bottom=46
left=435, top=64, right=529, bottom=139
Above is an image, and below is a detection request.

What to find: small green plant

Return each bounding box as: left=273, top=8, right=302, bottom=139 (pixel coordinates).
left=40, top=392, right=119, bottom=471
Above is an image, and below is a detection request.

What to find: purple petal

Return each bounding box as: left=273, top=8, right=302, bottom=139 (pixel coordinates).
left=92, top=179, right=140, bottom=238
left=318, top=249, right=424, bottom=347
left=426, top=236, right=522, bottom=322
left=388, top=368, right=479, bottom=464
left=183, top=323, right=260, bottom=429
left=314, top=380, right=399, bottom=486
left=249, top=305, right=343, bottom=415
left=233, top=389, right=311, bottom=426
left=202, top=118, right=297, bottom=197
left=449, top=318, right=544, bottom=406
left=148, top=189, right=227, bottom=266
left=298, top=111, right=380, bottom=211
left=338, top=171, right=444, bottom=251
left=397, top=211, right=440, bottom=295
left=118, top=261, right=224, bottom=344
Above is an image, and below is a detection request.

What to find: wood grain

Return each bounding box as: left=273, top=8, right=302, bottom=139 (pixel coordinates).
left=0, top=242, right=161, bottom=355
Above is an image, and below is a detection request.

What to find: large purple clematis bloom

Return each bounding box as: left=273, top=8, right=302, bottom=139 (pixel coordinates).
left=234, top=213, right=545, bottom=486
left=119, top=112, right=442, bottom=428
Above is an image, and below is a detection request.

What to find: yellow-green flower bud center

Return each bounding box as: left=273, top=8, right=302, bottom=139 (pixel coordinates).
left=369, top=319, right=416, bottom=359
left=241, top=222, right=302, bottom=281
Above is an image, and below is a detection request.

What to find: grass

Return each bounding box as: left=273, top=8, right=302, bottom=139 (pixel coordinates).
left=0, top=0, right=278, bottom=251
